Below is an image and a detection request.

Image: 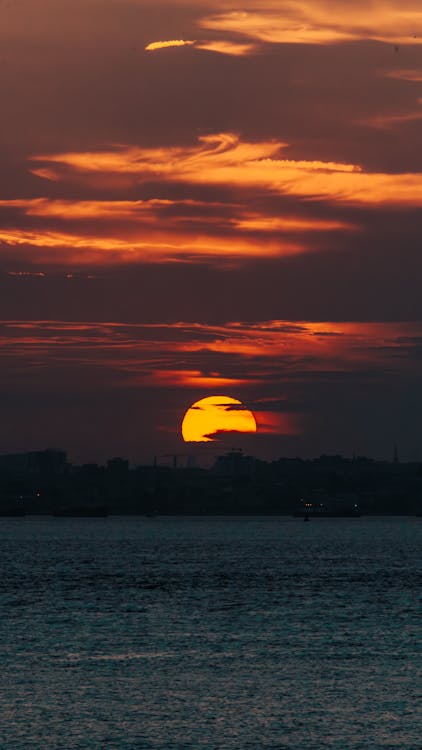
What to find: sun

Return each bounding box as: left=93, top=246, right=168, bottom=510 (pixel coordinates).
left=181, top=395, right=257, bottom=443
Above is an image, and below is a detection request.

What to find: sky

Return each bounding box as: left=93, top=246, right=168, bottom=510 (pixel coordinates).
left=1, top=0, right=422, bottom=464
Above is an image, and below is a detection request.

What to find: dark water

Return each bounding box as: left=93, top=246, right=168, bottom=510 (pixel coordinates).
left=0, top=516, right=420, bottom=749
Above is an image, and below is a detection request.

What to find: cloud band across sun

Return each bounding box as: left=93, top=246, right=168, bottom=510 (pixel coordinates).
left=181, top=395, right=257, bottom=443
left=2, top=319, right=422, bottom=454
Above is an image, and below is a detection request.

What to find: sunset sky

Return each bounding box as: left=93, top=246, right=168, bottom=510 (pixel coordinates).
left=1, top=0, right=422, bottom=463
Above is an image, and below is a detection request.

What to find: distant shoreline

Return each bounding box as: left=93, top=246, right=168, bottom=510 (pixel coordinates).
left=1, top=512, right=420, bottom=519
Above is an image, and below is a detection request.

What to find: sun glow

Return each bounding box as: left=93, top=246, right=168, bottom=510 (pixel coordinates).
left=181, top=395, right=257, bottom=443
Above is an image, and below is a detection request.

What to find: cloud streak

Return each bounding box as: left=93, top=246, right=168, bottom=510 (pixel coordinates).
left=1, top=128, right=422, bottom=271
left=1, top=319, right=419, bottom=381
left=145, top=38, right=256, bottom=56
left=199, top=1, right=422, bottom=47
left=145, top=39, right=195, bottom=51
left=31, top=133, right=422, bottom=207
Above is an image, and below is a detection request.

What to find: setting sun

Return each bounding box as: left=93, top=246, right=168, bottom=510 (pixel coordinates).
left=181, top=395, right=257, bottom=443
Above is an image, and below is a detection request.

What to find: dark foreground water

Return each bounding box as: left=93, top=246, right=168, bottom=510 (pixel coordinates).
left=0, top=516, right=420, bottom=749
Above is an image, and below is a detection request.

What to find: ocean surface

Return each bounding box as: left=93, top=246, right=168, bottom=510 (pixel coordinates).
left=0, top=516, right=420, bottom=750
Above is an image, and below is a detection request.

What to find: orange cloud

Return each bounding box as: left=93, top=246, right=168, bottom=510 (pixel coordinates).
left=0, top=198, right=177, bottom=219
left=255, top=411, right=302, bottom=436
left=200, top=9, right=353, bottom=46
left=0, top=197, right=352, bottom=243
left=199, top=2, right=422, bottom=47
left=367, top=112, right=422, bottom=128
left=31, top=133, right=288, bottom=177
left=363, top=99, right=422, bottom=128
left=145, top=370, right=253, bottom=389
left=31, top=132, right=422, bottom=207
left=233, top=215, right=354, bottom=233
left=196, top=40, right=257, bottom=56
left=145, top=38, right=255, bottom=57
left=145, top=40, right=195, bottom=51
left=384, top=69, right=422, bottom=81
left=1, top=189, right=353, bottom=265
left=0, top=226, right=302, bottom=263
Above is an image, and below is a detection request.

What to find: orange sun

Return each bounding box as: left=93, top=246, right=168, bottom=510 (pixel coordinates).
left=181, top=395, right=257, bottom=442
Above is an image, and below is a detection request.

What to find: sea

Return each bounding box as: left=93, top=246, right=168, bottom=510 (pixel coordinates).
left=0, top=516, right=420, bottom=750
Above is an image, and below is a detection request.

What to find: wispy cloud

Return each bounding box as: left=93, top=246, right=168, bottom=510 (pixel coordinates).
left=1, top=143, right=361, bottom=266
left=1, top=319, right=419, bottom=378
left=145, top=38, right=255, bottom=56
left=145, top=39, right=195, bottom=51
left=2, top=130, right=422, bottom=268
left=31, top=132, right=422, bottom=207
left=199, top=1, right=422, bottom=47
left=362, top=98, right=422, bottom=129
left=195, top=40, right=257, bottom=56
left=384, top=68, right=422, bottom=81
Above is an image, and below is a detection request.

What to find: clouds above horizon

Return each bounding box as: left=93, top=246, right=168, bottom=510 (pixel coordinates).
left=1, top=1, right=422, bottom=459
left=2, top=130, right=422, bottom=269
left=1, top=318, right=421, bottom=461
